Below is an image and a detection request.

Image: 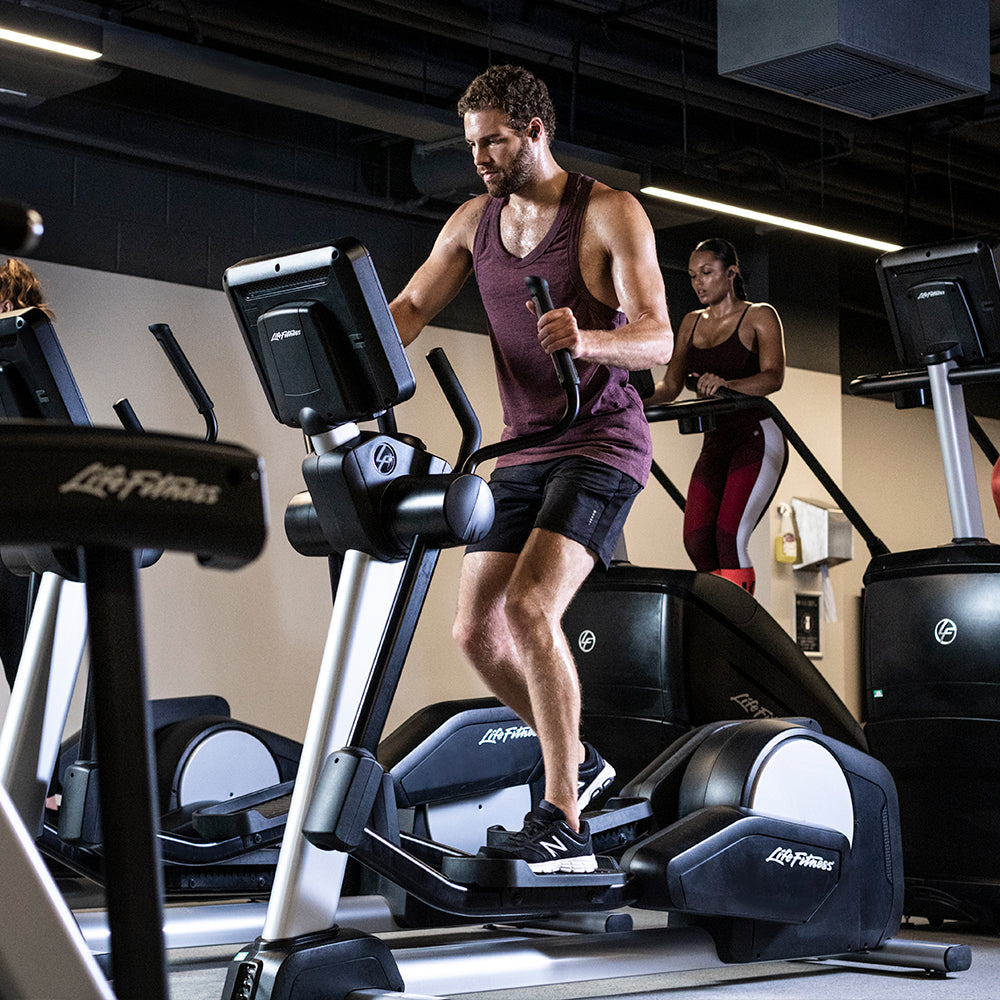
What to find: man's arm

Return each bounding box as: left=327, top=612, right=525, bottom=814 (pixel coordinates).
left=645, top=314, right=696, bottom=405
left=535, top=188, right=673, bottom=369
left=389, top=197, right=483, bottom=346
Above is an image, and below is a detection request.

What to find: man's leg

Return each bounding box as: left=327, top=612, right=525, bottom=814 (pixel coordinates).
left=453, top=549, right=536, bottom=729
left=454, top=532, right=596, bottom=830
left=454, top=545, right=610, bottom=821
left=499, top=527, right=597, bottom=832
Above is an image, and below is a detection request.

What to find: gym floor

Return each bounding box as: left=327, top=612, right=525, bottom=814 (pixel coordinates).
left=164, top=918, right=996, bottom=999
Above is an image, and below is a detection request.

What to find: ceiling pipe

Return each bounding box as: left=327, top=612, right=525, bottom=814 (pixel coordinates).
left=0, top=112, right=452, bottom=225
left=23, top=2, right=998, bottom=233
left=322, top=0, right=1000, bottom=196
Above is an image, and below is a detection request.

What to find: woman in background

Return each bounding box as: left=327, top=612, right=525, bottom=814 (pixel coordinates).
left=1, top=257, right=52, bottom=318
left=646, top=238, right=786, bottom=595
left=1, top=257, right=54, bottom=687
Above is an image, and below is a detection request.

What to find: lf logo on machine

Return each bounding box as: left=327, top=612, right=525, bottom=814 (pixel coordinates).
left=372, top=443, right=397, bottom=475
left=577, top=630, right=596, bottom=653
left=934, top=618, right=958, bottom=645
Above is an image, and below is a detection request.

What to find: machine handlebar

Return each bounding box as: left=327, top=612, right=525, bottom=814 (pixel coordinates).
left=524, top=275, right=580, bottom=392
left=149, top=323, right=219, bottom=442
left=646, top=382, right=889, bottom=559
left=425, top=348, right=482, bottom=475
left=454, top=275, right=580, bottom=475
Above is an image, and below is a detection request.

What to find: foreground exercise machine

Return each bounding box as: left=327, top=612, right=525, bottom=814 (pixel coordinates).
left=0, top=421, right=267, bottom=1000
left=215, top=238, right=967, bottom=999
left=0, top=301, right=553, bottom=960
left=851, top=235, right=1000, bottom=925
left=0, top=304, right=564, bottom=965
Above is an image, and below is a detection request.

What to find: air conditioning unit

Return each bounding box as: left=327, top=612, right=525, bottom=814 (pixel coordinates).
left=717, top=0, right=989, bottom=119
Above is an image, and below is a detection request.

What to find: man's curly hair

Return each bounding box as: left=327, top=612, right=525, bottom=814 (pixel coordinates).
left=457, top=65, right=556, bottom=142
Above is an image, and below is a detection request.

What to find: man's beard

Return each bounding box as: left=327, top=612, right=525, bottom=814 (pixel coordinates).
left=484, top=138, right=534, bottom=198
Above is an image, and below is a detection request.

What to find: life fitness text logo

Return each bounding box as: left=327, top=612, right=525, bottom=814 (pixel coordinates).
left=934, top=618, right=958, bottom=645
left=765, top=847, right=836, bottom=872
left=270, top=328, right=302, bottom=342
left=478, top=725, right=537, bottom=746
left=59, top=463, right=222, bottom=505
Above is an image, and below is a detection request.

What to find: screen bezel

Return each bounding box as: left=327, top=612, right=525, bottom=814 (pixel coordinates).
left=876, top=236, right=1000, bottom=367
left=223, top=238, right=415, bottom=428
left=0, top=306, right=91, bottom=426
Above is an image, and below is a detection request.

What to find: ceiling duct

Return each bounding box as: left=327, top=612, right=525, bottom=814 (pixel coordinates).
left=717, top=0, right=990, bottom=119
left=0, top=44, right=118, bottom=106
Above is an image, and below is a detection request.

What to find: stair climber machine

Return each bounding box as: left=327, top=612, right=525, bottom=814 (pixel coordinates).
left=850, top=235, right=1000, bottom=926
left=569, top=381, right=893, bottom=790
left=216, top=237, right=969, bottom=1000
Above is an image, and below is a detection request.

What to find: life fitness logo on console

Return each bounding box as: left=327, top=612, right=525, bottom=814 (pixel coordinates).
left=765, top=846, right=837, bottom=872
left=59, top=463, right=222, bottom=505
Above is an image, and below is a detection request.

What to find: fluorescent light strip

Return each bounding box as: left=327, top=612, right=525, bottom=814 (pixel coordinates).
left=0, top=26, right=101, bottom=61
left=641, top=185, right=902, bottom=253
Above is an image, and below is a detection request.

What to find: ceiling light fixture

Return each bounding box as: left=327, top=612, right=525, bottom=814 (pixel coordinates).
left=0, top=7, right=103, bottom=61
left=640, top=185, right=903, bottom=253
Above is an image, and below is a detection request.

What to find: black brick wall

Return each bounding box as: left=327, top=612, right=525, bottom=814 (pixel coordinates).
left=0, top=125, right=487, bottom=334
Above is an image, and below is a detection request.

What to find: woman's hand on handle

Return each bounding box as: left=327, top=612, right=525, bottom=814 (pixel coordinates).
left=693, top=372, right=728, bottom=397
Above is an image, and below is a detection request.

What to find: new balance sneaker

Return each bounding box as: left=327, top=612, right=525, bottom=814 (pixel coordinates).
left=481, top=800, right=598, bottom=873
left=578, top=743, right=616, bottom=810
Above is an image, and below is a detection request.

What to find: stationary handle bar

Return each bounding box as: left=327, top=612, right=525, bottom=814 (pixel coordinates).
left=425, top=348, right=482, bottom=474
left=111, top=325, right=219, bottom=443
left=149, top=323, right=218, bottom=442
left=850, top=361, right=1000, bottom=467
left=646, top=384, right=890, bottom=559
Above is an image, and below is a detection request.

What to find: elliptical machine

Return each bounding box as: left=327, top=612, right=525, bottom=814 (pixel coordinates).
left=214, top=238, right=962, bottom=1000
left=0, top=419, right=268, bottom=1000
left=0, top=308, right=303, bottom=900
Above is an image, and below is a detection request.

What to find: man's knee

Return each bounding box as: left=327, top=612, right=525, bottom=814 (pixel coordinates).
left=504, top=587, right=550, bottom=639
left=452, top=612, right=479, bottom=659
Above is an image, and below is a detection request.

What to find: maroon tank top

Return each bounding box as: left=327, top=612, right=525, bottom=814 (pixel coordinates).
left=472, top=173, right=651, bottom=484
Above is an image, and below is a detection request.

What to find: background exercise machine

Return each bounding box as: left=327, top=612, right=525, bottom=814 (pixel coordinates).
left=851, top=235, right=1000, bottom=926
left=569, top=385, right=888, bottom=788
left=0, top=308, right=301, bottom=899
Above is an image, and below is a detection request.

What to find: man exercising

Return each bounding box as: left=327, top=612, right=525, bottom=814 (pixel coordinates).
left=389, top=65, right=672, bottom=873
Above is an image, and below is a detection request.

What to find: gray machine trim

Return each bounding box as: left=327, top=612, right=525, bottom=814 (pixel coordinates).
left=0, top=783, right=113, bottom=999
left=927, top=358, right=986, bottom=540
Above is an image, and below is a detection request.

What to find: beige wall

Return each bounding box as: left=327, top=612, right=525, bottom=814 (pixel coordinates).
left=2, top=260, right=999, bottom=748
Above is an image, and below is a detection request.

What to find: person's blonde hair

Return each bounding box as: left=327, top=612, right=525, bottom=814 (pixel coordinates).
left=1, top=258, right=54, bottom=319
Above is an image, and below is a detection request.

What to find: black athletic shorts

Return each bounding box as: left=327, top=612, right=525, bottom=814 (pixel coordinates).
left=466, top=456, right=642, bottom=568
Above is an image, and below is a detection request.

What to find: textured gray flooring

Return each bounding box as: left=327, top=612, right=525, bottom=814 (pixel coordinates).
left=166, top=919, right=995, bottom=1000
